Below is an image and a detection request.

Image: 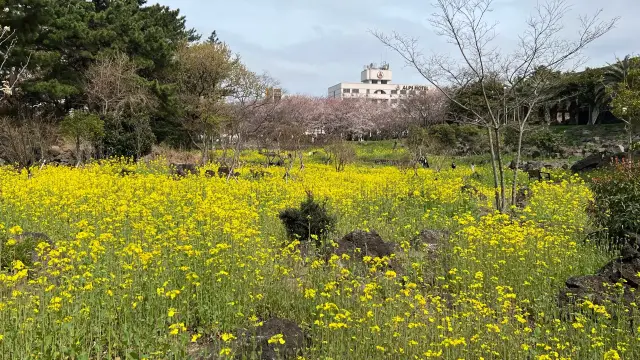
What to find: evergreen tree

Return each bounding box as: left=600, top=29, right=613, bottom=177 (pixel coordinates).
left=0, top=0, right=197, bottom=113
left=208, top=31, right=221, bottom=44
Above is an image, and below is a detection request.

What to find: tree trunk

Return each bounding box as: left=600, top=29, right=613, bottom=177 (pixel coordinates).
left=544, top=105, right=551, bottom=125
left=589, top=106, right=599, bottom=126
left=221, top=138, right=229, bottom=166
left=227, top=133, right=242, bottom=182
left=201, top=135, right=209, bottom=164
left=493, top=126, right=506, bottom=212
left=511, top=125, right=525, bottom=206
left=284, top=152, right=295, bottom=181
left=487, top=126, right=501, bottom=210
left=628, top=126, right=634, bottom=163
left=298, top=149, right=305, bottom=170
left=75, top=135, right=81, bottom=166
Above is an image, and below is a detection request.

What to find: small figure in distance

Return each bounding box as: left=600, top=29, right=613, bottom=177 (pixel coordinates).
left=451, top=162, right=457, bottom=170
left=418, top=155, right=429, bottom=169
left=471, top=163, right=475, bottom=173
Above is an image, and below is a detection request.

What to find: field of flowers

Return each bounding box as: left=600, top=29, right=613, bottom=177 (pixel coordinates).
left=0, top=158, right=636, bottom=359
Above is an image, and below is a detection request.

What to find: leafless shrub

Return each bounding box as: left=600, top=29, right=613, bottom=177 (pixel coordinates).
left=0, top=114, right=56, bottom=169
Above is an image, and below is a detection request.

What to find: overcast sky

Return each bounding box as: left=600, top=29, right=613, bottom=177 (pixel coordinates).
left=157, top=0, right=638, bottom=96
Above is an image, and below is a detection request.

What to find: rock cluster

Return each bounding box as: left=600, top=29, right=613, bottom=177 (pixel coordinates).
left=559, top=246, right=640, bottom=309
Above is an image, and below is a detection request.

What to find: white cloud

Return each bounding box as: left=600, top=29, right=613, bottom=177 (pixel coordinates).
left=158, top=0, right=639, bottom=94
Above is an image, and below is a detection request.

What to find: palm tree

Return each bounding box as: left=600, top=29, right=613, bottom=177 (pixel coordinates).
left=603, top=55, right=634, bottom=87
left=603, top=55, right=640, bottom=154
left=584, top=80, right=609, bottom=125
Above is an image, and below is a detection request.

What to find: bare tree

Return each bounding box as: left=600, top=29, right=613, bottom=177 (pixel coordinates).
left=224, top=70, right=280, bottom=179
left=172, top=41, right=241, bottom=163
left=0, top=113, right=56, bottom=170
left=260, top=95, right=317, bottom=177
left=85, top=53, right=153, bottom=117
left=373, top=0, right=617, bottom=211
left=0, top=26, right=31, bottom=100
left=399, top=89, right=448, bottom=128
left=0, top=26, right=38, bottom=170
left=85, top=52, right=156, bottom=159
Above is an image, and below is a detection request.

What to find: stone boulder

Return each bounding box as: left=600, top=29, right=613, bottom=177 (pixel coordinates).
left=237, top=318, right=309, bottom=360
left=411, top=229, right=449, bottom=251
left=216, top=166, right=240, bottom=178
left=170, top=163, right=197, bottom=177
left=523, top=161, right=543, bottom=172
left=3, top=232, right=52, bottom=268
left=570, top=151, right=640, bottom=173
left=509, top=161, right=545, bottom=171
left=515, top=187, right=530, bottom=208
left=48, top=146, right=74, bottom=166
left=611, top=144, right=625, bottom=153
left=335, top=230, right=395, bottom=260
left=119, top=168, right=135, bottom=176
left=570, top=152, right=612, bottom=172
left=530, top=149, right=542, bottom=159
left=559, top=246, right=640, bottom=310
left=461, top=184, right=488, bottom=202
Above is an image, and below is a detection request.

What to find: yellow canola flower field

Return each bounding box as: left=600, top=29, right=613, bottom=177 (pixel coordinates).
left=0, top=161, right=634, bottom=359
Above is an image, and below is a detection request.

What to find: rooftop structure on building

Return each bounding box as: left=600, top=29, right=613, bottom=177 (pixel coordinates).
left=327, top=62, right=429, bottom=105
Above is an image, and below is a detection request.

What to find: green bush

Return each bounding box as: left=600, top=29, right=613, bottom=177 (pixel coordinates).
left=102, top=115, right=156, bottom=160
left=591, top=160, right=640, bottom=248
left=505, top=126, right=563, bottom=157
left=424, top=124, right=487, bottom=155
left=278, top=193, right=336, bottom=247
left=428, top=124, right=457, bottom=146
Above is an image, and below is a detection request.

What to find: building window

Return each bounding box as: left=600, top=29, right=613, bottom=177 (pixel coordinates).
left=352, top=89, right=359, bottom=94
left=381, top=80, right=388, bottom=84
left=391, top=90, right=397, bottom=95
left=343, top=88, right=351, bottom=93
left=400, top=90, right=407, bottom=95
left=371, top=80, right=378, bottom=84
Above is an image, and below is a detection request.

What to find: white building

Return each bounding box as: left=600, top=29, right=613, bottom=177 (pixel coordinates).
left=327, top=62, right=428, bottom=105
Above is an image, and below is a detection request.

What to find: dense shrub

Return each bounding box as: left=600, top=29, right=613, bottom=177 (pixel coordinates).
left=427, top=124, right=457, bottom=146
left=505, top=126, right=563, bottom=157
left=325, top=141, right=356, bottom=171
left=278, top=193, right=336, bottom=246
left=425, top=124, right=488, bottom=155
left=591, top=160, right=640, bottom=247
left=101, top=115, right=156, bottom=160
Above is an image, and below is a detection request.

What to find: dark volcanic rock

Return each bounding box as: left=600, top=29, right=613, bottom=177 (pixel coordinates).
left=411, top=229, right=449, bottom=251
left=569, top=152, right=640, bottom=173
left=559, top=247, right=640, bottom=310
left=515, top=187, right=530, bottom=208
left=237, top=318, right=309, bottom=360
left=170, top=163, right=197, bottom=177
left=335, top=230, right=394, bottom=260
left=5, top=232, right=52, bottom=267
left=461, top=184, right=488, bottom=201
